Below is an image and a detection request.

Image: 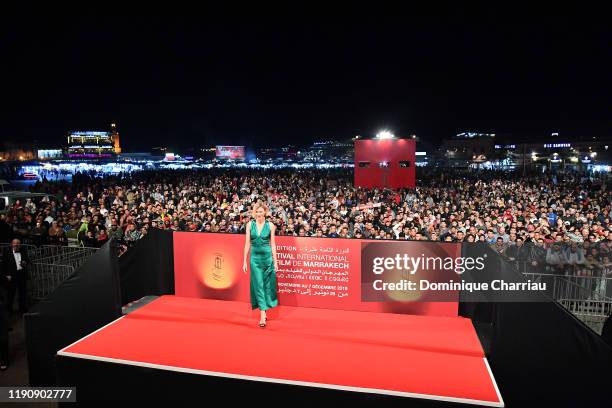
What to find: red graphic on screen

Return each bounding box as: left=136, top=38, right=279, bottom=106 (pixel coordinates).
left=173, top=232, right=458, bottom=317
left=354, top=138, right=416, bottom=189
left=215, top=146, right=245, bottom=160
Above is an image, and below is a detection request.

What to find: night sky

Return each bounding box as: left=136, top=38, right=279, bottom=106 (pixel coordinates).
left=1, top=14, right=611, bottom=151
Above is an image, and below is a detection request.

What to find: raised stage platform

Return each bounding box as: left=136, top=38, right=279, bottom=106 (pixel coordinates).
left=56, top=295, right=503, bottom=406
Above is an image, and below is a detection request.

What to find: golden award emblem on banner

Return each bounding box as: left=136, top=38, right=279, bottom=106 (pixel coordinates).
left=200, top=251, right=236, bottom=289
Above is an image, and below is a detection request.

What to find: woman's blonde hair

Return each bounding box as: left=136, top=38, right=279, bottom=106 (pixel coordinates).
left=251, top=201, right=270, bottom=218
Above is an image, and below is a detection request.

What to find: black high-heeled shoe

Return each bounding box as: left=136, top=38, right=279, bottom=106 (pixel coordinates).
left=259, top=317, right=267, bottom=328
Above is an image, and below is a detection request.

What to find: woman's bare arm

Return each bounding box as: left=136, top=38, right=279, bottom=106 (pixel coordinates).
left=243, top=220, right=251, bottom=272
left=270, top=222, right=278, bottom=270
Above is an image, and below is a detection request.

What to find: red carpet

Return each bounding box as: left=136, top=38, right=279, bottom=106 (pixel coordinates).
left=59, top=295, right=503, bottom=406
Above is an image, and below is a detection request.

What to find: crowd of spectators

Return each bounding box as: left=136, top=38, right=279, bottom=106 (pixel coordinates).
left=0, top=168, right=610, bottom=260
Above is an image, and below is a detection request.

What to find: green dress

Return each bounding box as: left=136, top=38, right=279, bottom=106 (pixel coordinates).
left=250, top=219, right=278, bottom=310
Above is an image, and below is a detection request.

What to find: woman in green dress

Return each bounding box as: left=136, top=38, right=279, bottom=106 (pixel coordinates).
left=243, top=202, right=278, bottom=327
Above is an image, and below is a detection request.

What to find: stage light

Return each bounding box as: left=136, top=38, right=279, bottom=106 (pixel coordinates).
left=376, top=130, right=395, bottom=139
left=591, top=152, right=597, bottom=158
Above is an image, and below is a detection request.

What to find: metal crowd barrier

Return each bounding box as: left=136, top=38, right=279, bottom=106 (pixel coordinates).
left=524, top=272, right=612, bottom=334
left=523, top=273, right=612, bottom=302
left=27, top=246, right=99, bottom=301
left=31, top=245, right=98, bottom=267
left=28, top=263, right=76, bottom=301
left=506, top=243, right=612, bottom=334
left=0, top=242, right=99, bottom=303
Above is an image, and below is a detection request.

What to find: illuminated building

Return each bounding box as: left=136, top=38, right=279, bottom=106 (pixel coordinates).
left=303, top=140, right=353, bottom=162
left=441, top=132, right=497, bottom=168
left=254, top=145, right=299, bottom=161
left=111, top=123, right=122, bottom=154
left=66, top=129, right=116, bottom=158
left=38, top=149, right=63, bottom=160
left=440, top=131, right=612, bottom=171
left=455, top=131, right=495, bottom=139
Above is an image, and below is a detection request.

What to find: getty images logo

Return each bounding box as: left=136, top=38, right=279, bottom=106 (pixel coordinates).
left=372, top=253, right=487, bottom=275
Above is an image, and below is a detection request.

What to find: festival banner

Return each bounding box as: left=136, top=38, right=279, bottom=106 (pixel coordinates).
left=173, top=232, right=459, bottom=317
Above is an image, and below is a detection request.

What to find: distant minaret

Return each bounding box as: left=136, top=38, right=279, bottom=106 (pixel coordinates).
left=111, top=122, right=122, bottom=154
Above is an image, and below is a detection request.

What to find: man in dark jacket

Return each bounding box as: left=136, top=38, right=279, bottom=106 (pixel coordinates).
left=0, top=214, right=13, bottom=243
left=2, top=239, right=31, bottom=315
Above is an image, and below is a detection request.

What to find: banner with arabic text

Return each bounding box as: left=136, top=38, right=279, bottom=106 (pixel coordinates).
left=173, top=232, right=459, bottom=317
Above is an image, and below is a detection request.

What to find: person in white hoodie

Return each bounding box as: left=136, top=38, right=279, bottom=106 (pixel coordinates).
left=546, top=244, right=567, bottom=274
left=565, top=242, right=586, bottom=266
